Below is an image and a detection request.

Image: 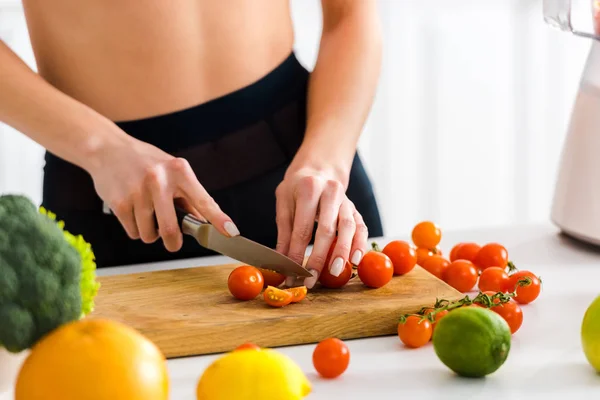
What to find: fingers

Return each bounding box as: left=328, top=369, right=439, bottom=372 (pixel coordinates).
left=275, top=185, right=293, bottom=256
left=304, top=181, right=345, bottom=288
left=287, top=177, right=323, bottom=267
left=133, top=188, right=159, bottom=244
left=350, top=207, right=368, bottom=266
left=327, top=199, right=356, bottom=273
left=171, top=158, right=239, bottom=237
left=112, top=202, right=139, bottom=240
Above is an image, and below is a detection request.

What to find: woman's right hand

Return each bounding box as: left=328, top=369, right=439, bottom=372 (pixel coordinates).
left=88, top=135, right=239, bottom=251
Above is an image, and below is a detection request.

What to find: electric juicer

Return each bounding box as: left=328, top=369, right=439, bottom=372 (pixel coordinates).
left=546, top=0, right=600, bottom=245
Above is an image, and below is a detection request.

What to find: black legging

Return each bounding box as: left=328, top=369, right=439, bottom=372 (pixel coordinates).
left=41, top=53, right=384, bottom=268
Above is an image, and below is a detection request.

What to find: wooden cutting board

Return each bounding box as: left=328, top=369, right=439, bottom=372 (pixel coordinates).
left=92, top=264, right=462, bottom=358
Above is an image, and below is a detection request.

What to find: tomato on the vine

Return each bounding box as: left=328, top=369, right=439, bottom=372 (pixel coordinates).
left=478, top=267, right=509, bottom=293
left=263, top=286, right=294, bottom=307
left=319, top=238, right=353, bottom=288
left=443, top=260, right=478, bottom=293
left=452, top=242, right=481, bottom=263
left=423, top=308, right=448, bottom=335
left=474, top=243, right=509, bottom=270
left=491, top=301, right=523, bottom=334
left=357, top=251, right=394, bottom=288
left=235, top=343, right=261, bottom=351
left=285, top=286, right=307, bottom=303
left=382, top=240, right=417, bottom=275
left=312, top=338, right=350, bottom=379
left=398, top=315, right=432, bottom=348
left=412, top=221, right=442, bottom=249
left=258, top=268, right=286, bottom=288
left=506, top=270, right=541, bottom=304
left=421, top=255, right=450, bottom=280
left=228, top=265, right=264, bottom=301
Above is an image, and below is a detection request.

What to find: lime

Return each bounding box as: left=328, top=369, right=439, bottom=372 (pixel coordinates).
left=432, top=306, right=511, bottom=377
left=581, top=295, right=600, bottom=371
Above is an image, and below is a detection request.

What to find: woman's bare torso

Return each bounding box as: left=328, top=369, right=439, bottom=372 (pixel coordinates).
left=21, top=0, right=295, bottom=121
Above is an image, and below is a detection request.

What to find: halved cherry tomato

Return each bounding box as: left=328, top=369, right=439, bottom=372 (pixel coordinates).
left=421, top=255, right=450, bottom=280
left=285, top=286, right=307, bottom=303
left=319, top=238, right=353, bottom=288
left=478, top=267, right=509, bottom=293
left=228, top=266, right=264, bottom=301
left=235, top=343, right=261, bottom=351
left=382, top=240, right=417, bottom=275
left=506, top=270, right=541, bottom=304
left=411, top=221, right=442, bottom=249
left=263, top=285, right=294, bottom=307
left=313, top=338, right=350, bottom=379
left=357, top=251, right=394, bottom=288
left=398, top=315, right=432, bottom=348
left=452, top=242, right=481, bottom=263
left=491, top=301, right=523, bottom=334
left=474, top=243, right=509, bottom=270
left=258, top=268, right=286, bottom=288
left=443, top=260, right=478, bottom=293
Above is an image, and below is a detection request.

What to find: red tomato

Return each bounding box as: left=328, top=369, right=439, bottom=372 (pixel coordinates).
left=478, top=267, right=509, bottom=293
left=263, top=285, right=294, bottom=307
left=319, top=238, right=353, bottom=288
left=506, top=270, right=541, bottom=304
left=411, top=221, right=442, bottom=249
left=382, top=240, right=417, bottom=275
left=453, top=242, right=481, bottom=263
left=474, top=243, right=509, bottom=270
left=423, top=308, right=449, bottom=335
left=421, top=255, right=450, bottom=280
left=443, top=260, right=478, bottom=293
left=449, top=243, right=464, bottom=262
left=228, top=266, right=264, bottom=301
left=397, top=315, right=432, bottom=348
left=285, top=286, right=307, bottom=303
left=258, top=268, right=286, bottom=288
left=312, top=338, right=350, bottom=379
left=491, top=301, right=523, bottom=334
left=357, top=251, right=394, bottom=288
left=235, top=343, right=261, bottom=351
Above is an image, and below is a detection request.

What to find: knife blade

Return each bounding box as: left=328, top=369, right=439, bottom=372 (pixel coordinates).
left=103, top=202, right=312, bottom=278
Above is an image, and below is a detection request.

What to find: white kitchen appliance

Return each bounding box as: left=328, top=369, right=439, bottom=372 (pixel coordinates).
left=546, top=0, right=600, bottom=245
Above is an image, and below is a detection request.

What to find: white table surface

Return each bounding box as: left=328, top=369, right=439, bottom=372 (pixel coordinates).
left=7, top=222, right=600, bottom=399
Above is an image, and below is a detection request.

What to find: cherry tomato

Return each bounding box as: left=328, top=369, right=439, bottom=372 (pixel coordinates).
left=423, top=308, right=448, bottom=335
left=285, top=286, right=307, bottom=303
left=449, top=243, right=464, bottom=262
left=357, top=251, right=394, bottom=288
left=235, top=343, right=261, bottom=351
left=397, top=315, right=432, bottom=348
left=382, top=240, right=417, bottom=275
left=411, top=221, right=442, bottom=249
left=474, top=243, right=509, bottom=270
left=478, top=267, right=509, bottom=293
left=491, top=301, right=523, bottom=334
left=312, top=338, right=350, bottom=379
left=421, top=255, right=450, bottom=280
left=453, top=242, right=481, bottom=263
left=263, top=285, right=294, bottom=307
left=228, top=266, right=264, bottom=301
left=416, top=248, right=433, bottom=266
left=258, top=268, right=286, bottom=288
left=319, top=238, right=353, bottom=288
left=443, top=260, right=478, bottom=293
left=506, top=270, right=541, bottom=304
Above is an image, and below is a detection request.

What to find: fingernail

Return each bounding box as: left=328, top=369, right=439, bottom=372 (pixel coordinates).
left=304, top=269, right=319, bottom=289
left=224, top=221, right=240, bottom=237
left=285, top=275, right=296, bottom=287
left=351, top=250, right=363, bottom=266
left=329, top=257, right=345, bottom=277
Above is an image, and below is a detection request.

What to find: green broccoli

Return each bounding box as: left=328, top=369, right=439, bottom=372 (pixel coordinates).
left=0, top=194, right=100, bottom=353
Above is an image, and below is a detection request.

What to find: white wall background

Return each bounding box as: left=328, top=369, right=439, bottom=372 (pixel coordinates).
left=0, top=0, right=593, bottom=237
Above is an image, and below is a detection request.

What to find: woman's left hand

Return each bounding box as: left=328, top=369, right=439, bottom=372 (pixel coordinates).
left=275, top=165, right=368, bottom=288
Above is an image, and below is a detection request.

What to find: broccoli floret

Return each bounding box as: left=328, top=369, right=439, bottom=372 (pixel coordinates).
left=0, top=194, right=91, bottom=353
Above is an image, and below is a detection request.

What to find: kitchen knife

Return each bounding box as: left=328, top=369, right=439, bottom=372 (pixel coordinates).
left=103, top=202, right=312, bottom=278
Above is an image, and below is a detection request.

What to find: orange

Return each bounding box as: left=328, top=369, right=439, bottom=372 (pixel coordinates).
left=15, top=318, right=169, bottom=400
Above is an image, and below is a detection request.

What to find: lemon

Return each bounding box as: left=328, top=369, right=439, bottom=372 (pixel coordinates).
left=581, top=295, right=600, bottom=371
left=432, top=307, right=511, bottom=378
left=196, top=348, right=311, bottom=400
